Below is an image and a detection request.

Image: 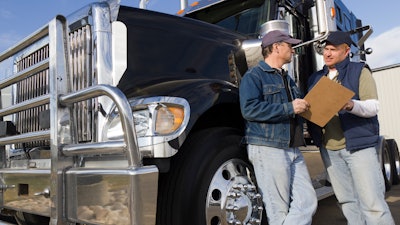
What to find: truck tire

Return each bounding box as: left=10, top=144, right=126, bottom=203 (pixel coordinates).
left=156, top=127, right=265, bottom=225
left=382, top=139, right=393, bottom=191
left=387, top=139, right=400, bottom=185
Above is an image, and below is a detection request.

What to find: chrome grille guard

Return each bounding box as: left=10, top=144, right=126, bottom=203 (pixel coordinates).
left=0, top=14, right=141, bottom=165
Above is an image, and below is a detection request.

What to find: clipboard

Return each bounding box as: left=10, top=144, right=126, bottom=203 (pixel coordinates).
left=300, top=76, right=355, bottom=127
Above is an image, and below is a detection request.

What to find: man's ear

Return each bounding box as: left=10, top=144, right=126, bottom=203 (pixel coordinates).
left=345, top=45, right=351, bottom=55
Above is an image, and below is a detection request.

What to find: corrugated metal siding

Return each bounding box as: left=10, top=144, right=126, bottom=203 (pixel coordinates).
left=372, top=64, right=400, bottom=144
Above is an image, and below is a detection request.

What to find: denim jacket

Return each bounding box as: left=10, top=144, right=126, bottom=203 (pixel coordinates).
left=239, top=60, right=305, bottom=149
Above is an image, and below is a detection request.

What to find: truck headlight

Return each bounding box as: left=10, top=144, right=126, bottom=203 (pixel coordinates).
left=154, top=104, right=184, bottom=134
left=103, top=97, right=189, bottom=141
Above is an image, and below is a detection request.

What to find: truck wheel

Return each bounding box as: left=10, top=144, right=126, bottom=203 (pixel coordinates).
left=382, top=139, right=393, bottom=191
left=156, top=127, right=265, bottom=225
left=387, top=139, right=400, bottom=185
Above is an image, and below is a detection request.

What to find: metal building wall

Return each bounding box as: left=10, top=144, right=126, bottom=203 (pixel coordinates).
left=372, top=64, right=400, bottom=144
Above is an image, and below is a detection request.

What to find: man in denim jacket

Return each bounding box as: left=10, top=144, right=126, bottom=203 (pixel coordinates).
left=239, top=30, right=317, bottom=225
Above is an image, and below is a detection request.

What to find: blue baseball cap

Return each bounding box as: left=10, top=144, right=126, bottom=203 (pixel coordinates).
left=261, top=30, right=302, bottom=48
left=325, top=31, right=353, bottom=46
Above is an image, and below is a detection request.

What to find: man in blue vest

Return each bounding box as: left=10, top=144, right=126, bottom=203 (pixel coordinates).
left=307, top=31, right=394, bottom=225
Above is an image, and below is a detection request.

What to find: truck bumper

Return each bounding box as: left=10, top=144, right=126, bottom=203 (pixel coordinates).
left=0, top=166, right=159, bottom=225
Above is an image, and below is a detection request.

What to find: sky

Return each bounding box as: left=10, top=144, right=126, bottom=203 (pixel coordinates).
left=1, top=0, right=400, bottom=69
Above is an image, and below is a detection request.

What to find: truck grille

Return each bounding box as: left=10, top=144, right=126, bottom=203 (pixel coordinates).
left=15, top=46, right=50, bottom=148
left=69, top=24, right=95, bottom=143
left=15, top=24, right=95, bottom=148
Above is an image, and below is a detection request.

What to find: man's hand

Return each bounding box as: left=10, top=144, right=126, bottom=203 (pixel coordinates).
left=342, top=100, right=354, bottom=111
left=292, top=98, right=310, bottom=114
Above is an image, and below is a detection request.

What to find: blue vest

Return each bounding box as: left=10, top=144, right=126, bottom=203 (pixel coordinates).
left=307, top=58, right=379, bottom=151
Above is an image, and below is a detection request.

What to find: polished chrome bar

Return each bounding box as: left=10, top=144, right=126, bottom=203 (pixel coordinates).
left=0, top=26, right=48, bottom=62
left=62, top=141, right=126, bottom=156
left=0, top=94, right=50, bottom=117
left=0, top=59, right=49, bottom=89
left=59, top=84, right=141, bottom=168
left=0, top=130, right=50, bottom=145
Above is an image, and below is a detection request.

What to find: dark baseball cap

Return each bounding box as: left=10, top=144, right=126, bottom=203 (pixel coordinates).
left=261, top=30, right=302, bottom=48
left=324, top=31, right=353, bottom=46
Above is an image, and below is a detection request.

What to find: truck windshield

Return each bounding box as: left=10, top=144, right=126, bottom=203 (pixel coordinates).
left=185, top=0, right=275, bottom=38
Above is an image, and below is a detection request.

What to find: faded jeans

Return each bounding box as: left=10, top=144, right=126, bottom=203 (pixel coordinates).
left=247, top=144, right=317, bottom=225
left=320, top=147, right=395, bottom=225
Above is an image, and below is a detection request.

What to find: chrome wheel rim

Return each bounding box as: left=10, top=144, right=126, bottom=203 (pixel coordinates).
left=205, top=159, right=263, bottom=225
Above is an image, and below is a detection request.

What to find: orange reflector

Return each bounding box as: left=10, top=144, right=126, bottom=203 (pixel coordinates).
left=177, top=1, right=199, bottom=15
left=191, top=1, right=199, bottom=7
left=330, top=7, right=336, bottom=18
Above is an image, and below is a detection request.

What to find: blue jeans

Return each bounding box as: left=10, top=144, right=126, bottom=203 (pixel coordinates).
left=320, top=147, right=395, bottom=225
left=247, top=144, right=317, bottom=225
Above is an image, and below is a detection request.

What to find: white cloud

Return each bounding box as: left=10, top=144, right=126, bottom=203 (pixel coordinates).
left=365, top=27, right=400, bottom=69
